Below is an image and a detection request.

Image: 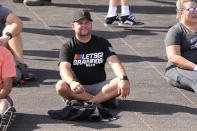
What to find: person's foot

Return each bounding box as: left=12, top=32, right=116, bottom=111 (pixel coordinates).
left=13, top=0, right=23, bottom=3
left=17, top=62, right=35, bottom=81
left=119, top=14, right=144, bottom=26
left=104, top=15, right=120, bottom=26
left=101, top=98, right=119, bottom=109
left=24, top=0, right=51, bottom=6
left=0, top=107, right=16, bottom=131
left=63, top=99, right=72, bottom=106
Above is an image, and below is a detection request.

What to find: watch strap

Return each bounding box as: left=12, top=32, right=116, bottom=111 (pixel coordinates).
left=6, top=32, right=12, bottom=39
left=120, top=76, right=129, bottom=80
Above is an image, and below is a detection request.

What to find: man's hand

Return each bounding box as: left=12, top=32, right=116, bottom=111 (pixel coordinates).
left=118, top=80, right=130, bottom=98
left=70, top=81, right=85, bottom=94
left=0, top=36, right=10, bottom=47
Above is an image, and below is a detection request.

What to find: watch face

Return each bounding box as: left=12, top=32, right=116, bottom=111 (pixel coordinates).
left=120, top=76, right=128, bottom=80
left=6, top=32, right=12, bottom=39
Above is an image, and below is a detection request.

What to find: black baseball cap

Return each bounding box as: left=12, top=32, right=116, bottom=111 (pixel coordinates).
left=73, top=9, right=93, bottom=23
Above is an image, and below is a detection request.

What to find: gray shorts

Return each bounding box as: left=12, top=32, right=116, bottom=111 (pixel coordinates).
left=83, top=80, right=111, bottom=95
left=0, top=97, right=13, bottom=106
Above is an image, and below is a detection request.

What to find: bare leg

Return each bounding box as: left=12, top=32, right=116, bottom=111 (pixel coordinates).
left=0, top=99, right=11, bottom=117
left=2, top=25, right=35, bottom=80
left=56, top=78, right=120, bottom=104
left=121, top=0, right=129, bottom=6
left=109, top=0, right=120, bottom=7
left=2, top=25, right=24, bottom=63
left=56, top=80, right=94, bottom=101
left=8, top=34, right=24, bottom=63
left=89, top=78, right=120, bottom=104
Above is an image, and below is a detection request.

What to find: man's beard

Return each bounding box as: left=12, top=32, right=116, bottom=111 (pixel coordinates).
left=78, top=30, right=91, bottom=36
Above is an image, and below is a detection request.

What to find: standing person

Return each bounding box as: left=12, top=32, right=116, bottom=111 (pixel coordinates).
left=56, top=9, right=130, bottom=107
left=0, top=5, right=35, bottom=81
left=13, top=0, right=51, bottom=6
left=105, top=0, right=144, bottom=26
left=165, top=0, right=197, bottom=93
left=0, top=46, right=16, bottom=130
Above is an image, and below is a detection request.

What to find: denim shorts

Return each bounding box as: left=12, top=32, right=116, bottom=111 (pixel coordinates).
left=0, top=97, right=13, bottom=106
left=83, top=80, right=111, bottom=95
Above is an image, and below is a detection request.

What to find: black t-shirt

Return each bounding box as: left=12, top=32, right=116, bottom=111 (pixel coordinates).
left=59, top=35, right=116, bottom=85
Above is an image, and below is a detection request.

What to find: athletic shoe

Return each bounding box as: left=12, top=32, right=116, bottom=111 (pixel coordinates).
left=17, top=62, right=35, bottom=81
left=0, top=107, right=16, bottom=131
left=63, top=99, right=72, bottom=106
left=101, top=98, right=119, bottom=109
left=104, top=15, right=120, bottom=27
left=119, top=14, right=144, bottom=26
left=24, top=0, right=51, bottom=6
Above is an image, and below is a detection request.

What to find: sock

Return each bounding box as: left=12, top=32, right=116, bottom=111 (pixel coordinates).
left=106, top=6, right=117, bottom=17
left=121, top=6, right=130, bottom=16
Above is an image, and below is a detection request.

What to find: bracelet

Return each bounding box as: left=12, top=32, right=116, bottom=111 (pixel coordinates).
left=69, top=80, right=75, bottom=85
left=5, top=32, right=12, bottom=39
left=194, top=65, right=197, bottom=71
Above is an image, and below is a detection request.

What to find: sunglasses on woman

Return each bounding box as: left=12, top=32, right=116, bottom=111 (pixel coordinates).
left=186, top=7, right=197, bottom=13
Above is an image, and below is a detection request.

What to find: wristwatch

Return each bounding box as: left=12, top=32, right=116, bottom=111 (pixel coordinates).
left=5, top=32, right=13, bottom=39
left=120, top=76, right=129, bottom=80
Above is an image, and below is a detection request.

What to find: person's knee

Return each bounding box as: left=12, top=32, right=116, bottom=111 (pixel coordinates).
left=2, top=25, right=12, bottom=36
left=0, top=99, right=10, bottom=111
left=56, top=80, right=69, bottom=94
left=56, top=80, right=64, bottom=92
left=0, top=100, right=8, bottom=107
left=102, top=78, right=119, bottom=94
left=109, top=78, right=120, bottom=89
left=2, top=25, right=21, bottom=38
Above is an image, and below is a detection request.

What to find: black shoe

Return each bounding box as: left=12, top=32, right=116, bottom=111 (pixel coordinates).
left=0, top=107, right=16, bottom=131
left=17, top=63, right=35, bottom=81
left=104, top=15, right=120, bottom=26
left=101, top=98, right=119, bottom=109
left=13, top=0, right=23, bottom=3
left=63, top=99, right=72, bottom=106
left=119, top=14, right=144, bottom=26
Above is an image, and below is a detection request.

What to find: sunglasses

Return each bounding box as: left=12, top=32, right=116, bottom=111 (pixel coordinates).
left=186, top=7, right=197, bottom=13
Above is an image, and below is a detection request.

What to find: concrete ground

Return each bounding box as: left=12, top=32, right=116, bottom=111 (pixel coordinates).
left=1, top=0, right=197, bottom=131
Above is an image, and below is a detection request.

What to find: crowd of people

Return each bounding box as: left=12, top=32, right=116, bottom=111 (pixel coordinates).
left=1, top=0, right=197, bottom=130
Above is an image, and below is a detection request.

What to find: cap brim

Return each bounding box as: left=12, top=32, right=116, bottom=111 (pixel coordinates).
left=73, top=17, right=93, bottom=23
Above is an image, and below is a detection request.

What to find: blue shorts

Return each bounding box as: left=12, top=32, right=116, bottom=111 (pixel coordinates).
left=83, top=80, right=111, bottom=95
left=0, top=97, right=13, bottom=106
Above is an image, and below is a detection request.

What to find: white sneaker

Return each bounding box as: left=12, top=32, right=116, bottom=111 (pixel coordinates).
left=0, top=107, right=16, bottom=131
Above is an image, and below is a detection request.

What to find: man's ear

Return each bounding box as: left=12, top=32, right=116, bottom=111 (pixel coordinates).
left=71, top=23, right=75, bottom=30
